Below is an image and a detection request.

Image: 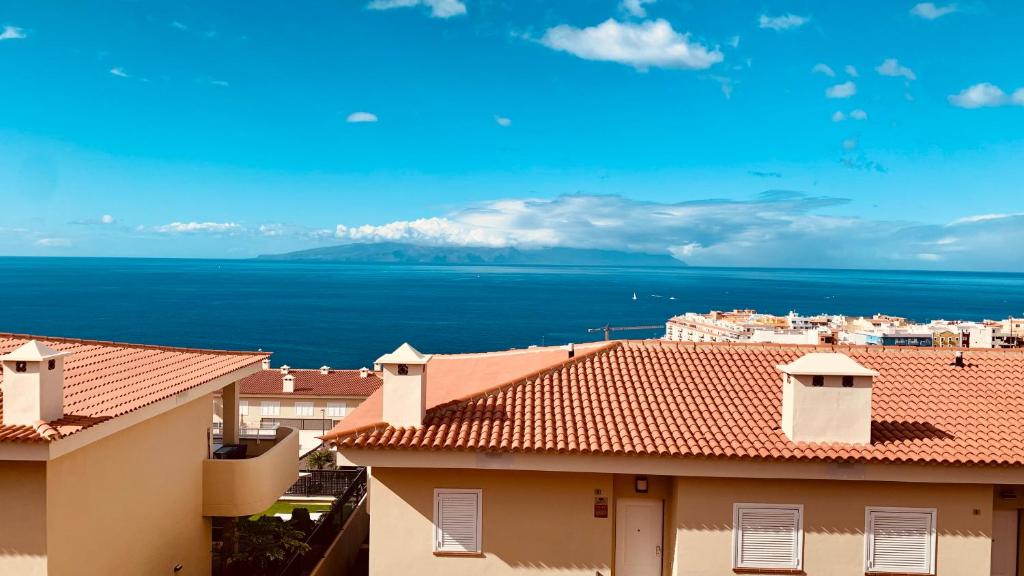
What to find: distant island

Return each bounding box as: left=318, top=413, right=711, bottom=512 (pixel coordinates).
left=257, top=242, right=686, bottom=267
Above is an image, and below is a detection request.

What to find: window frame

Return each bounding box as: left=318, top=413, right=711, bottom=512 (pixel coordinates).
left=433, top=488, right=482, bottom=555
left=260, top=400, right=281, bottom=417
left=294, top=401, right=314, bottom=417
left=325, top=402, right=347, bottom=418
left=238, top=400, right=249, bottom=416
left=732, top=502, right=804, bottom=571
left=864, top=506, right=937, bottom=575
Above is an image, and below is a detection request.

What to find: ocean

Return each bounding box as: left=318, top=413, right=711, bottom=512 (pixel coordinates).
left=5, top=257, right=1024, bottom=368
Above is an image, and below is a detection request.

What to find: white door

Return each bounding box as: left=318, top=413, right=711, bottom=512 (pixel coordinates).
left=615, top=498, right=663, bottom=576
left=992, top=509, right=1018, bottom=576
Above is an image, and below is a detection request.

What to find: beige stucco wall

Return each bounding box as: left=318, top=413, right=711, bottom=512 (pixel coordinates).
left=0, top=460, right=48, bottom=575
left=44, top=392, right=216, bottom=576
left=369, top=467, right=615, bottom=576
left=216, top=395, right=358, bottom=427
left=671, top=476, right=993, bottom=576
left=203, top=426, right=299, bottom=517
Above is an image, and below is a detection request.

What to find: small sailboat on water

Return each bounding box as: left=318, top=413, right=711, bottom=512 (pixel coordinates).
left=631, top=292, right=638, bottom=301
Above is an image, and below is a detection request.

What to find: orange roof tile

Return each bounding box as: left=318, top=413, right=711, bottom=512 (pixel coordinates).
left=239, top=369, right=382, bottom=397
left=0, top=333, right=267, bottom=443
left=327, top=340, right=1024, bottom=467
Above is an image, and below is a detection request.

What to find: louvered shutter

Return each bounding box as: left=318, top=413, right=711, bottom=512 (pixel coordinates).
left=434, top=490, right=481, bottom=553
left=866, top=508, right=936, bottom=574
left=733, top=504, right=803, bottom=569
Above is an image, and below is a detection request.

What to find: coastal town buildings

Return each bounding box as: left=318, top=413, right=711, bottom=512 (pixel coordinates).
left=665, top=309, right=1022, bottom=349
left=215, top=360, right=382, bottom=454
left=0, top=333, right=297, bottom=576
left=326, top=339, right=1024, bottom=576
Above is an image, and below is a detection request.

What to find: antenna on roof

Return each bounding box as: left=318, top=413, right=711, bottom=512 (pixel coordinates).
left=952, top=351, right=965, bottom=368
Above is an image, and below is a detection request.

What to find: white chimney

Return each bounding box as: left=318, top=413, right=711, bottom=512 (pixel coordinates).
left=777, top=352, right=878, bottom=445
left=376, top=343, right=430, bottom=428
left=261, top=358, right=271, bottom=370
left=280, top=365, right=290, bottom=375
left=319, top=365, right=331, bottom=375
left=282, top=374, right=295, bottom=393
left=359, top=367, right=369, bottom=379
left=0, top=341, right=71, bottom=426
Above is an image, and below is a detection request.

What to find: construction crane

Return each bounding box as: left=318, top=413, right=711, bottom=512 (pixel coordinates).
left=588, top=324, right=664, bottom=341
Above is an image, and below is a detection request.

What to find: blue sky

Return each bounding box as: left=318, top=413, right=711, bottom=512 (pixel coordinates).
left=1, top=0, right=1023, bottom=270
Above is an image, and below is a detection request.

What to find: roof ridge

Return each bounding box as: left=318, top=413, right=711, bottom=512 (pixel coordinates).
left=0, top=332, right=270, bottom=357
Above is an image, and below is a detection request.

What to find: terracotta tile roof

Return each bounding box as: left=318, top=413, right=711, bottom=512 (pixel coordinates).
left=0, top=333, right=267, bottom=443
left=239, top=369, right=382, bottom=397
left=327, top=342, right=614, bottom=436
left=327, top=340, right=1024, bottom=467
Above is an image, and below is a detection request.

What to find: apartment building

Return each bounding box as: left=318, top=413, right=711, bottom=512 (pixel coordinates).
left=219, top=361, right=381, bottom=453
left=327, top=339, right=1024, bottom=576
left=0, top=333, right=298, bottom=576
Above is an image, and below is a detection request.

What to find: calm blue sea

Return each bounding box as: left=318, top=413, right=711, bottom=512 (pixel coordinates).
left=3, top=257, right=1023, bottom=368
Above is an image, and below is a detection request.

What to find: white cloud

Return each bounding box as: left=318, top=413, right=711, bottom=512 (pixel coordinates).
left=0, top=25, right=26, bottom=40
left=155, top=221, right=243, bottom=234
left=917, top=252, right=941, bottom=261
left=494, top=115, right=512, bottom=127
left=826, top=81, right=856, bottom=99
left=728, top=35, right=740, bottom=48
left=758, top=14, right=809, bottom=31
left=109, top=67, right=130, bottom=78
left=346, top=111, right=379, bottom=123
left=910, top=2, right=958, bottom=20
left=101, top=214, right=115, bottom=224
left=844, top=65, right=859, bottom=77
left=842, top=137, right=858, bottom=151
left=948, top=83, right=1015, bottom=108
left=258, top=223, right=285, bottom=237
left=170, top=20, right=189, bottom=31
left=539, top=19, right=723, bottom=71
left=812, top=63, right=835, bottom=77
left=620, top=0, right=656, bottom=18
left=876, top=58, right=916, bottom=81
left=210, top=79, right=229, bottom=87
left=849, top=108, right=868, bottom=120
left=831, top=111, right=845, bottom=122
left=1014, top=88, right=1024, bottom=105
left=950, top=212, right=1024, bottom=225
left=35, top=238, right=72, bottom=247
left=367, top=0, right=466, bottom=18
left=325, top=192, right=1024, bottom=270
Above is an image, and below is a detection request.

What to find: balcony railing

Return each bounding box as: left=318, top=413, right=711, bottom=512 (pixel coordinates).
left=203, top=426, right=300, bottom=517
left=278, top=468, right=368, bottom=576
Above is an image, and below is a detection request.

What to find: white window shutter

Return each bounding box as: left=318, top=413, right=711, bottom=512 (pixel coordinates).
left=434, top=490, right=481, bottom=553
left=866, top=508, right=936, bottom=574
left=733, top=504, right=803, bottom=569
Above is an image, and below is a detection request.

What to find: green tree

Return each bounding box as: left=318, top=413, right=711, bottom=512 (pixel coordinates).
left=228, top=516, right=310, bottom=576
left=305, top=448, right=335, bottom=470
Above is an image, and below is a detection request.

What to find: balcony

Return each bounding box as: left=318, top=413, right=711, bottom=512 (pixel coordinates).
left=203, top=426, right=300, bottom=517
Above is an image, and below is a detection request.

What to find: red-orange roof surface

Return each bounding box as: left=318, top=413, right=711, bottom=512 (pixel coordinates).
left=328, top=340, right=1024, bottom=467
left=0, top=333, right=267, bottom=443
left=239, top=369, right=382, bottom=397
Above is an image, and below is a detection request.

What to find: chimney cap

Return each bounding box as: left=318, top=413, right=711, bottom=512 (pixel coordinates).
left=776, top=352, right=878, bottom=377
left=375, top=342, right=431, bottom=366
left=1, top=340, right=71, bottom=362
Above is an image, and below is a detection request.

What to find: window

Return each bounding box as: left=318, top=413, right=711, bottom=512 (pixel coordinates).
left=732, top=503, right=803, bottom=570
left=261, top=401, right=280, bottom=417
left=865, top=507, right=936, bottom=574
left=812, top=375, right=825, bottom=387
left=326, top=402, right=347, bottom=418
left=294, top=401, right=314, bottom=417
left=434, top=489, right=481, bottom=554
left=239, top=400, right=249, bottom=416
left=842, top=375, right=854, bottom=387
